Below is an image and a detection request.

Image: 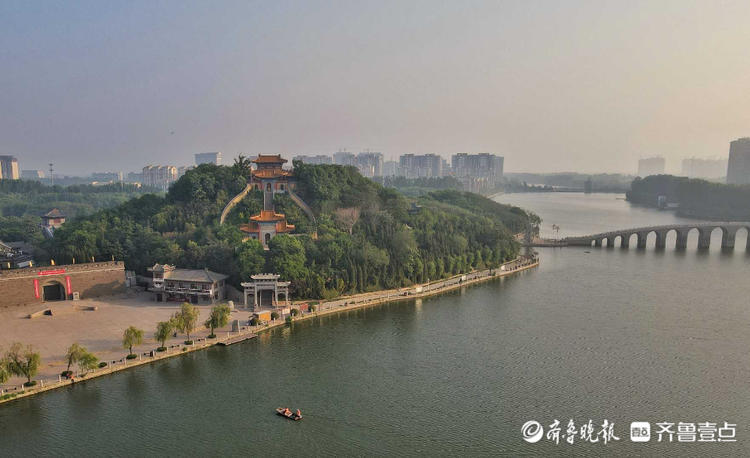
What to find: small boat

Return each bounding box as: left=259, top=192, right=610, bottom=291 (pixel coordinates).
left=276, top=407, right=303, bottom=421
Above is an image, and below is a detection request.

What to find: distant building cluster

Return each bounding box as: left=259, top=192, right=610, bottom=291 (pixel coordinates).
left=293, top=151, right=504, bottom=191
left=329, top=151, right=384, bottom=178
left=631, top=138, right=750, bottom=184
left=8, top=134, right=750, bottom=190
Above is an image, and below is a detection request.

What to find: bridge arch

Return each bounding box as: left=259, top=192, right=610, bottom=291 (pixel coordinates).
left=735, top=226, right=750, bottom=252
left=622, top=233, right=636, bottom=249
left=612, top=234, right=624, bottom=248
left=661, top=228, right=680, bottom=249
left=562, top=222, right=750, bottom=251
left=643, top=230, right=658, bottom=249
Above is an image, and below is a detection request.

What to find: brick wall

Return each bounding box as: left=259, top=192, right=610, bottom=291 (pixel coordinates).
left=0, top=262, right=125, bottom=309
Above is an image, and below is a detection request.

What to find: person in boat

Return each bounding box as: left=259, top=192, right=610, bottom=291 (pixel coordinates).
left=296, top=409, right=302, bottom=417
left=284, top=408, right=291, bottom=415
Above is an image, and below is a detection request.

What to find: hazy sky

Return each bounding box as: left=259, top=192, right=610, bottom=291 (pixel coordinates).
left=2, top=0, right=749, bottom=175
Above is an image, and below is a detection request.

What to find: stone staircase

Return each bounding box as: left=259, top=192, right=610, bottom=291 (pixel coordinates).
left=219, top=183, right=252, bottom=225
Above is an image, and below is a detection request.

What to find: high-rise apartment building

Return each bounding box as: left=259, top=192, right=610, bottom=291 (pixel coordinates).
left=451, top=153, right=504, bottom=192
left=293, top=155, right=332, bottom=164
left=726, top=138, right=750, bottom=185
left=126, top=172, right=143, bottom=183
left=178, top=166, right=194, bottom=178
left=195, top=152, right=222, bottom=165
left=21, top=170, right=45, bottom=180
left=142, top=165, right=178, bottom=190
left=333, top=151, right=356, bottom=167
left=399, top=154, right=443, bottom=178
left=637, top=157, right=666, bottom=177
left=382, top=160, right=399, bottom=177
left=355, top=152, right=383, bottom=177
left=0, top=156, right=20, bottom=180
left=681, top=158, right=727, bottom=179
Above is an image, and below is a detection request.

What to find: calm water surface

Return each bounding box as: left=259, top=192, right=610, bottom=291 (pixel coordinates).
left=1, top=193, right=749, bottom=457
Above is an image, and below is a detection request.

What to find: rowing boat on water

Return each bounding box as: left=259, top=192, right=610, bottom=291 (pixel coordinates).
left=276, top=407, right=302, bottom=421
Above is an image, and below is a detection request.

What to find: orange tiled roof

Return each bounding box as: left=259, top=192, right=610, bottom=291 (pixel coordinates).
left=239, top=222, right=259, bottom=234
left=43, top=208, right=66, bottom=218
left=250, top=210, right=286, bottom=222
left=251, top=169, right=293, bottom=179
left=276, top=221, right=294, bottom=232
left=252, top=154, right=287, bottom=164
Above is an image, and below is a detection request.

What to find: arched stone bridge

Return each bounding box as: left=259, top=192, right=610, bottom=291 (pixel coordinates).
left=564, top=222, right=750, bottom=250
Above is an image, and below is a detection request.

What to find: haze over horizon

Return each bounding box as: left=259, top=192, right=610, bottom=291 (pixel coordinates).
left=2, top=0, right=749, bottom=176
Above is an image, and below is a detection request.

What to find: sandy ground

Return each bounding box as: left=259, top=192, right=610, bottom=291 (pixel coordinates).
left=0, top=292, right=246, bottom=386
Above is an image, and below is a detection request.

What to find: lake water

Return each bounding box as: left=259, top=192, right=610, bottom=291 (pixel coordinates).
left=1, top=192, right=749, bottom=457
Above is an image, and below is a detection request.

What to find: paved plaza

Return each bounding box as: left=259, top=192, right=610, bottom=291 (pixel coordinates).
left=0, top=292, right=243, bottom=384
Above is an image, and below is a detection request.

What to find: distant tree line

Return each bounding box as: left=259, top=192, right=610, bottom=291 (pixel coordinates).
left=627, top=175, right=750, bottom=220
left=380, top=176, right=463, bottom=196
left=0, top=179, right=160, bottom=252
left=503, top=173, right=634, bottom=193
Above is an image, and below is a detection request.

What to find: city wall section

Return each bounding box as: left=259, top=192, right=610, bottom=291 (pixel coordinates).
left=0, top=261, right=125, bottom=309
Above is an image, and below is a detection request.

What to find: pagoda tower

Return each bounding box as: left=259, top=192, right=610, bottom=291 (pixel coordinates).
left=239, top=155, right=295, bottom=248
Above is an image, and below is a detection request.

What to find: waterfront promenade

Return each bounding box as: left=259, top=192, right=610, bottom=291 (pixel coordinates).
left=0, top=255, right=538, bottom=405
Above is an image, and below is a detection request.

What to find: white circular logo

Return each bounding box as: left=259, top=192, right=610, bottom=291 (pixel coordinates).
left=522, top=420, right=544, bottom=443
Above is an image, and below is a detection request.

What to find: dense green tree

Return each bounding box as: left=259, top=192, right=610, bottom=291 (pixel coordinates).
left=154, top=320, right=175, bottom=350
left=65, top=343, right=86, bottom=373
left=232, top=155, right=253, bottom=178
left=236, top=239, right=266, bottom=282
left=173, top=303, right=200, bottom=343
left=0, top=354, right=10, bottom=384
left=76, top=351, right=99, bottom=375
left=205, top=304, right=231, bottom=338
left=6, top=343, right=41, bottom=385
left=267, top=235, right=307, bottom=286
left=122, top=326, right=144, bottom=358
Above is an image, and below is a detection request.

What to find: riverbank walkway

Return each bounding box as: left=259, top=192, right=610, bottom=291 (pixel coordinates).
left=0, top=254, right=539, bottom=405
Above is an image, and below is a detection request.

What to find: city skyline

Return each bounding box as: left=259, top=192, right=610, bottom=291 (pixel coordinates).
left=11, top=148, right=741, bottom=179
left=2, top=1, right=750, bottom=175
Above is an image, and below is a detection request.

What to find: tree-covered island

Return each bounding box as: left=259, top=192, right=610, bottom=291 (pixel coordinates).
left=40, top=160, right=536, bottom=300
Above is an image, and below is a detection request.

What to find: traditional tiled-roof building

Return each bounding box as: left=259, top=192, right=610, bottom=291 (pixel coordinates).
left=41, top=208, right=66, bottom=229
left=148, top=264, right=228, bottom=304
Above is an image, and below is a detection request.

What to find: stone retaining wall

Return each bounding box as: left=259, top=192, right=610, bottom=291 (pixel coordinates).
left=0, top=262, right=125, bottom=308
